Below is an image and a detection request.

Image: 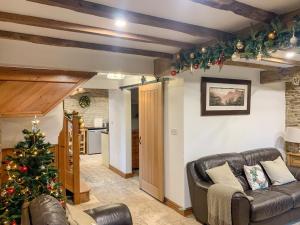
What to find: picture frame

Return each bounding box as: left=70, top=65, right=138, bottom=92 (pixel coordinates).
left=201, top=77, right=251, bottom=116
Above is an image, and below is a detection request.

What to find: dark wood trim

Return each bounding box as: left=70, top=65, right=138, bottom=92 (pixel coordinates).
left=0, top=66, right=96, bottom=77
left=191, top=0, right=277, bottom=23
left=260, top=66, right=300, bottom=84
left=164, top=197, right=193, bottom=217
left=27, top=0, right=234, bottom=40
left=201, top=77, right=251, bottom=116
left=109, top=164, right=134, bottom=179
left=0, top=11, right=193, bottom=49
left=0, top=30, right=173, bottom=59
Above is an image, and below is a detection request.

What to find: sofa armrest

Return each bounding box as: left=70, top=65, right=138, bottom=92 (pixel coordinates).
left=85, top=203, right=132, bottom=225
left=232, top=193, right=250, bottom=225
left=288, top=166, right=300, bottom=180
left=187, top=162, right=212, bottom=224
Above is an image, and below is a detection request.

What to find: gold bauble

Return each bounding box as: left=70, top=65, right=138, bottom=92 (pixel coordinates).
left=79, top=118, right=84, bottom=124
left=80, top=123, right=85, bottom=129
left=189, top=52, right=195, bottom=59
left=268, top=31, right=276, bottom=40
left=200, top=47, right=207, bottom=54
left=236, top=40, right=244, bottom=51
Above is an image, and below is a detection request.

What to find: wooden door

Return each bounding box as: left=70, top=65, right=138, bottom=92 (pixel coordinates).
left=139, top=82, right=164, bottom=202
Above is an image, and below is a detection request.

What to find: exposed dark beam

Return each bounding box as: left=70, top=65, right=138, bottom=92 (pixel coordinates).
left=0, top=30, right=173, bottom=58
left=260, top=66, right=300, bottom=84
left=27, top=0, right=234, bottom=40
left=0, top=11, right=194, bottom=49
left=191, top=0, right=277, bottom=23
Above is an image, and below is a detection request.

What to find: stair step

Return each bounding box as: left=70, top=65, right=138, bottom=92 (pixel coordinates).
left=80, top=180, right=91, bottom=203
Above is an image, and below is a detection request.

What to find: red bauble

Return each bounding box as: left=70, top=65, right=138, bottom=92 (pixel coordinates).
left=47, top=184, right=52, bottom=190
left=19, top=166, right=28, bottom=173
left=170, top=70, right=177, bottom=76
left=6, top=187, right=15, bottom=195
left=10, top=220, right=17, bottom=225
left=193, top=64, right=199, bottom=70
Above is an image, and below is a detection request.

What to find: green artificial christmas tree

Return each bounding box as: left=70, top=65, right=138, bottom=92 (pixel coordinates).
left=0, top=117, right=64, bottom=225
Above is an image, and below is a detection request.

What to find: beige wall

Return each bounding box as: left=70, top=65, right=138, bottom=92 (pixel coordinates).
left=1, top=103, right=63, bottom=149
left=64, top=90, right=109, bottom=128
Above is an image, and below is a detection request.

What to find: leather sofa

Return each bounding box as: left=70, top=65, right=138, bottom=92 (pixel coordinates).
left=187, top=148, right=300, bottom=225
left=21, top=194, right=133, bottom=225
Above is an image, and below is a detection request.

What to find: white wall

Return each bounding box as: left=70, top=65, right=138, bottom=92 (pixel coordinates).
left=181, top=66, right=286, bottom=208
left=1, top=103, right=63, bottom=148
left=164, top=78, right=185, bottom=207
left=108, top=89, right=132, bottom=173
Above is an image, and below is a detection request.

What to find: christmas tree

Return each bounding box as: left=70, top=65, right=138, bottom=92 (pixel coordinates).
left=0, top=117, right=64, bottom=225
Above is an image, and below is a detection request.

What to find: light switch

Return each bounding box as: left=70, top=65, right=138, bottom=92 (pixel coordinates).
left=170, top=129, right=178, bottom=135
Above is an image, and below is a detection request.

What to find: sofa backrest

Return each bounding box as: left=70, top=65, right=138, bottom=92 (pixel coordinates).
left=192, top=148, right=282, bottom=191
left=194, top=152, right=250, bottom=190
left=28, top=195, right=68, bottom=225
left=241, top=148, right=281, bottom=166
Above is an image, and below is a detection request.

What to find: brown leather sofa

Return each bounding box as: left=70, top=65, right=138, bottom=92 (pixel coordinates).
left=21, top=194, right=133, bottom=225
left=187, top=148, right=300, bottom=225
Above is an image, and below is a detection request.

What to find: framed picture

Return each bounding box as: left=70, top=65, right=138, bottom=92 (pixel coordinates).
left=201, top=77, right=251, bottom=116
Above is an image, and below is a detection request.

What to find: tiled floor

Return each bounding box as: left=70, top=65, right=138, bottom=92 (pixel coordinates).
left=78, top=154, right=199, bottom=225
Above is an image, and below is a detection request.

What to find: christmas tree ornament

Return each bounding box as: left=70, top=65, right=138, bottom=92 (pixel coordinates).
left=201, top=47, right=207, bottom=54
left=170, top=70, right=177, bottom=76
left=10, top=220, right=17, bottom=225
left=175, top=53, right=180, bottom=60
left=33, top=151, right=38, bottom=156
left=6, top=164, right=11, bottom=170
left=80, top=123, right=85, bottom=129
left=290, top=29, right=298, bottom=47
left=231, top=52, right=240, bottom=60
left=6, top=187, right=15, bottom=195
left=207, top=60, right=212, bottom=66
left=193, top=64, right=199, bottom=70
left=79, top=118, right=84, bottom=124
left=257, top=47, right=263, bottom=61
left=19, top=166, right=28, bottom=173
left=268, top=31, right=276, bottom=40
left=1, top=190, right=7, bottom=197
left=236, top=40, right=244, bottom=51
left=40, top=165, right=46, bottom=170
left=189, top=52, right=195, bottom=59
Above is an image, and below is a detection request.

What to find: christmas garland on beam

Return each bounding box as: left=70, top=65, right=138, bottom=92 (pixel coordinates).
left=171, top=16, right=300, bottom=76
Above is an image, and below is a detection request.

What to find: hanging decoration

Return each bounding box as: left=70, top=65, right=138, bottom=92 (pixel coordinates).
left=79, top=95, right=90, bottom=108
left=172, top=16, right=300, bottom=75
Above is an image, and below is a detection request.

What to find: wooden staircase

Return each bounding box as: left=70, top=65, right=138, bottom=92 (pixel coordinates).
left=0, top=66, right=96, bottom=117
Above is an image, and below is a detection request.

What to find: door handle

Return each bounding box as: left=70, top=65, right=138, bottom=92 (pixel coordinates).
left=139, top=136, right=142, bottom=145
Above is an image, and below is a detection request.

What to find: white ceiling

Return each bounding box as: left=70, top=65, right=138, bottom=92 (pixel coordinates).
left=0, top=0, right=299, bottom=72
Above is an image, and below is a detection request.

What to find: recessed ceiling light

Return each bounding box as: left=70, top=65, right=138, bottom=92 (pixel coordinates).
left=286, top=51, right=296, bottom=59
left=115, top=19, right=127, bottom=28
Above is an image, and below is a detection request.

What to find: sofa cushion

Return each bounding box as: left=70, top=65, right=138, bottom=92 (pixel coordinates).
left=244, top=164, right=268, bottom=190
left=245, top=189, right=293, bottom=222
left=206, top=162, right=243, bottom=191
left=194, top=153, right=250, bottom=190
left=271, top=181, right=300, bottom=208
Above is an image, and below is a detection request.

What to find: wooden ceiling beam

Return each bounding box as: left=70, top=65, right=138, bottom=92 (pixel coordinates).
left=0, top=11, right=194, bottom=49
left=0, top=30, right=173, bottom=59
left=191, top=0, right=277, bottom=23
left=260, top=66, right=300, bottom=84
left=27, top=0, right=234, bottom=40
left=224, top=60, right=281, bottom=71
